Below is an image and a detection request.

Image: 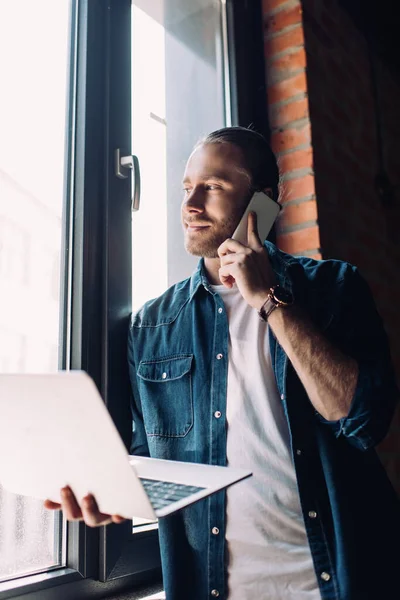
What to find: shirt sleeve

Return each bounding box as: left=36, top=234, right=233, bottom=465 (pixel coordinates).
left=127, top=322, right=150, bottom=457
left=315, top=265, right=399, bottom=451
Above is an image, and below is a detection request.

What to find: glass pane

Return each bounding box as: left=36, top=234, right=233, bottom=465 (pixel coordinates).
left=0, top=0, right=71, bottom=581
left=131, top=0, right=226, bottom=313
left=130, top=0, right=227, bottom=529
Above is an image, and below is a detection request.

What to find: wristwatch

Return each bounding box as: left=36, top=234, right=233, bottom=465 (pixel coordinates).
left=258, top=285, right=294, bottom=322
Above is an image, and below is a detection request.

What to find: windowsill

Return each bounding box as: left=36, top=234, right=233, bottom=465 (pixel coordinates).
left=0, top=568, right=82, bottom=599
left=0, top=568, right=164, bottom=600
left=104, top=582, right=164, bottom=600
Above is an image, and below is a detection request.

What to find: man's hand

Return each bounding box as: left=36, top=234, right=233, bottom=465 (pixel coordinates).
left=44, top=486, right=126, bottom=527
left=217, top=212, right=275, bottom=310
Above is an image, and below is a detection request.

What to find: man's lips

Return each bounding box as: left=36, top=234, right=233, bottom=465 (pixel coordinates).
left=185, top=222, right=211, bottom=231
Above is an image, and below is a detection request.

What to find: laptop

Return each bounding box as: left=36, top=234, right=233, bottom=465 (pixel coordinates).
left=0, top=371, right=251, bottom=520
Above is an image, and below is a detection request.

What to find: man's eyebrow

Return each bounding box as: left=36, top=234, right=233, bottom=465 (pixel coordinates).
left=182, top=173, right=233, bottom=185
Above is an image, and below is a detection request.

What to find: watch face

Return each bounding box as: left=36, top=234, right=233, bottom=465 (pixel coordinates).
left=273, top=286, right=294, bottom=305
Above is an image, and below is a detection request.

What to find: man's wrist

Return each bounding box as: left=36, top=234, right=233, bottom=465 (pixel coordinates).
left=258, top=295, right=278, bottom=321
left=254, top=292, right=272, bottom=313
left=258, top=285, right=294, bottom=322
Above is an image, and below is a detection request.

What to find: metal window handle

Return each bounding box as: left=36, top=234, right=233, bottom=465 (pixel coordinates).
left=115, top=149, right=141, bottom=212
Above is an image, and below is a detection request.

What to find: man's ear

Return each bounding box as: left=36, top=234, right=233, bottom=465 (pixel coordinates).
left=263, top=187, right=274, bottom=200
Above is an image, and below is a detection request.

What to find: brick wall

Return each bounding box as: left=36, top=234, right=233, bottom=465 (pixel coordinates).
left=262, top=0, right=400, bottom=492
left=263, top=0, right=321, bottom=258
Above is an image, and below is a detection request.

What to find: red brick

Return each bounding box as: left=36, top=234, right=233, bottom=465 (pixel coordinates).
left=264, top=25, right=304, bottom=60
left=265, top=5, right=303, bottom=36
left=277, top=146, right=313, bottom=172
left=262, top=0, right=297, bottom=14
left=271, top=122, right=311, bottom=155
left=277, top=199, right=318, bottom=229
left=267, top=44, right=306, bottom=71
left=269, top=96, right=309, bottom=128
left=279, top=174, right=315, bottom=203
left=268, top=71, right=307, bottom=104
left=276, top=225, right=320, bottom=254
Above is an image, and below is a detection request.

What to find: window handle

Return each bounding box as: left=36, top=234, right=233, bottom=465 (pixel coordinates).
left=114, top=149, right=141, bottom=212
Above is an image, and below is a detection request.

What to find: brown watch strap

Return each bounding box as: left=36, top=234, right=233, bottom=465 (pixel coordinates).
left=258, top=296, right=278, bottom=322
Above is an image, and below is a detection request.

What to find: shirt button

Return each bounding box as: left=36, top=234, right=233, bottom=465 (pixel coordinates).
left=308, top=511, right=317, bottom=519
left=161, top=372, right=167, bottom=379
left=280, top=394, right=284, bottom=400
left=212, top=527, right=219, bottom=535
left=216, top=353, right=223, bottom=360
left=214, top=411, right=222, bottom=419
left=218, top=307, right=223, bottom=314
left=296, top=449, right=302, bottom=456
left=211, top=591, right=220, bottom=598
left=320, top=572, right=331, bottom=582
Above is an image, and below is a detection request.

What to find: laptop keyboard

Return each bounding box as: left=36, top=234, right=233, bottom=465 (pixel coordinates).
left=139, top=478, right=205, bottom=511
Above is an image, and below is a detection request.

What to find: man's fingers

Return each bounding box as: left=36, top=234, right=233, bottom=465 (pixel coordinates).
left=60, top=486, right=83, bottom=521
left=247, top=212, right=263, bottom=249
left=218, top=238, right=247, bottom=257
left=219, top=265, right=236, bottom=288
left=220, top=275, right=235, bottom=288
left=111, top=515, right=126, bottom=524
left=81, top=494, right=113, bottom=527
left=44, top=499, right=61, bottom=510
left=219, top=253, right=243, bottom=267
left=45, top=488, right=124, bottom=527
left=218, top=214, right=262, bottom=256
left=220, top=250, right=253, bottom=268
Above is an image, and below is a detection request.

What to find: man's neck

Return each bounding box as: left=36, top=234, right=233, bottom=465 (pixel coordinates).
left=203, top=257, right=222, bottom=285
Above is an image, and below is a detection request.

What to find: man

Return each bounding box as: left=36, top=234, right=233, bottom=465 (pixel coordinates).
left=46, top=127, right=400, bottom=600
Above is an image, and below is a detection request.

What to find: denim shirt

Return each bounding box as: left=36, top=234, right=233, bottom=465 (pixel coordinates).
left=128, top=241, right=400, bottom=600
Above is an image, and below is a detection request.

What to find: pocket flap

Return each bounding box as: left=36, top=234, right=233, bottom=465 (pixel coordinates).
left=137, top=355, right=193, bottom=382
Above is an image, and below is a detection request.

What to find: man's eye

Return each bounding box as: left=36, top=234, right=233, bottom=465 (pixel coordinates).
left=183, top=188, right=191, bottom=194
left=206, top=184, right=220, bottom=191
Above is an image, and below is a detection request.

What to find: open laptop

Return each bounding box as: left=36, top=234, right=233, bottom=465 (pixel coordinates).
left=0, top=371, right=251, bottom=520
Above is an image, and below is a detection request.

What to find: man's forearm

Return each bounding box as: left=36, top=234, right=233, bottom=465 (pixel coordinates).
left=268, top=306, right=358, bottom=421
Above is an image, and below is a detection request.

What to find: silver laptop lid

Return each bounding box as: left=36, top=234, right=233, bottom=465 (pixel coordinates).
left=0, top=371, right=155, bottom=519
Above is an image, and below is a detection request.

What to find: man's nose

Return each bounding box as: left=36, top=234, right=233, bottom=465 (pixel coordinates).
left=183, top=189, right=205, bottom=213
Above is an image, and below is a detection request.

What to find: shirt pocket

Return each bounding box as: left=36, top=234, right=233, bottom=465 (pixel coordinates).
left=136, top=355, right=194, bottom=438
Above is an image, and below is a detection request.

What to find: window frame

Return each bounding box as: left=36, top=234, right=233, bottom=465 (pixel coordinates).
left=0, top=2, right=162, bottom=597
left=0, top=0, right=270, bottom=598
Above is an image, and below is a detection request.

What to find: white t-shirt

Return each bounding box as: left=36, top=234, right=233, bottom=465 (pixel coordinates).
left=210, top=283, right=321, bottom=600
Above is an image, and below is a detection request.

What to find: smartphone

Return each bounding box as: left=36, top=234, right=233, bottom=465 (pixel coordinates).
left=232, top=191, right=280, bottom=246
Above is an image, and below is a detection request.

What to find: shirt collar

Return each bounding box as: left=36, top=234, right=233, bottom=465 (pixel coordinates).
left=189, top=258, right=210, bottom=300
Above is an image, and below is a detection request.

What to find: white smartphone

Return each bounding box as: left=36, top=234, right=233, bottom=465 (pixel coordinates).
left=232, top=191, right=280, bottom=245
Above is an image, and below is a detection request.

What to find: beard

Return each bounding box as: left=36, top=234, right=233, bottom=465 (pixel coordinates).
left=183, top=214, right=239, bottom=258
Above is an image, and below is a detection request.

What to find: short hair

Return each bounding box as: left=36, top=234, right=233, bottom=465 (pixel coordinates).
left=197, top=126, right=280, bottom=201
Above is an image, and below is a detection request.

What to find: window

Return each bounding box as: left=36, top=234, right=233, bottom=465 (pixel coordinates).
left=0, top=0, right=70, bottom=584
left=0, top=0, right=267, bottom=598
